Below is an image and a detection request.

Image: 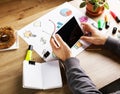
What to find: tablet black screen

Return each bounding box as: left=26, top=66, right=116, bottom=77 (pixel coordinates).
left=57, top=16, right=83, bottom=48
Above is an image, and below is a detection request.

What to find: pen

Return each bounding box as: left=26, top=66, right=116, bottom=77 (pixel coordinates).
left=91, top=23, right=98, bottom=29
left=104, top=15, right=110, bottom=29
left=25, top=45, right=33, bottom=61
left=110, top=11, right=120, bottom=23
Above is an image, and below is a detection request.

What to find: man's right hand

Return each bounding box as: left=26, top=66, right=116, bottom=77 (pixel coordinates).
left=81, top=22, right=108, bottom=45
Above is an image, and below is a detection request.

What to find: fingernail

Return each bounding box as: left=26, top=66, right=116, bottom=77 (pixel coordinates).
left=55, top=34, right=59, bottom=37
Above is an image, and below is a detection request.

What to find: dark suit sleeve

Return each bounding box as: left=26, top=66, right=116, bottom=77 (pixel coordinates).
left=64, top=57, right=102, bottom=94
left=104, top=37, right=120, bottom=56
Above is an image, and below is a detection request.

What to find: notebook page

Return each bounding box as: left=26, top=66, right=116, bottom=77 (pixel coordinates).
left=23, top=60, right=43, bottom=89
left=42, top=60, right=62, bottom=89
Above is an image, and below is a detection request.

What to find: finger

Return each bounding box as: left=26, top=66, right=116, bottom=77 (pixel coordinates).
left=81, top=22, right=90, bottom=28
left=80, top=36, right=94, bottom=43
left=81, top=22, right=95, bottom=33
left=81, top=22, right=89, bottom=26
left=55, top=34, right=65, bottom=45
left=50, top=37, right=58, bottom=49
left=81, top=23, right=91, bottom=31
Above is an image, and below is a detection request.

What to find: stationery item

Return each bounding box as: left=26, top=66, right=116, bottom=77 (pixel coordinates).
left=110, top=11, right=120, bottom=23
left=91, top=23, right=98, bottom=29
left=23, top=60, right=62, bottom=89
left=112, top=27, right=117, bottom=35
left=25, top=45, right=33, bottom=61
left=43, top=51, right=50, bottom=58
left=104, top=15, right=110, bottom=29
left=98, top=19, right=104, bottom=30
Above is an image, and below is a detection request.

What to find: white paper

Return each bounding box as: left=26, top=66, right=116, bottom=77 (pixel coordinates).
left=18, top=2, right=101, bottom=61
left=42, top=60, right=62, bottom=89
left=23, top=60, right=43, bottom=89
left=23, top=60, right=62, bottom=89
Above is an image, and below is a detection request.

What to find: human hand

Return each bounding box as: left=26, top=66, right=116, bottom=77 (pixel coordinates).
left=80, top=22, right=108, bottom=45
left=50, top=34, right=73, bottom=62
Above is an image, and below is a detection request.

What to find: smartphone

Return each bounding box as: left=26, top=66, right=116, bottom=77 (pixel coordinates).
left=56, top=16, right=83, bottom=48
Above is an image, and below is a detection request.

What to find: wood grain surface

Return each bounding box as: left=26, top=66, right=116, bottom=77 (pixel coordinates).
left=0, top=0, right=120, bottom=94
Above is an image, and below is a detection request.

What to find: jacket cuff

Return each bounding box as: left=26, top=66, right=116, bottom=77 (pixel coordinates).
left=104, top=36, right=119, bottom=49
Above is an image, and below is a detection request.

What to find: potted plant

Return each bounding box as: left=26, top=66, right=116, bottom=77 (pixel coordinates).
left=80, top=0, right=109, bottom=17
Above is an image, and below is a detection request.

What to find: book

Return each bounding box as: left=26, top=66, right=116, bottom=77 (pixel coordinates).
left=23, top=60, right=62, bottom=89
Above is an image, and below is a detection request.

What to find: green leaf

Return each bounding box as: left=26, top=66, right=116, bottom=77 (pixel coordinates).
left=93, top=3, right=99, bottom=11
left=104, top=2, right=109, bottom=9
left=80, top=2, right=86, bottom=8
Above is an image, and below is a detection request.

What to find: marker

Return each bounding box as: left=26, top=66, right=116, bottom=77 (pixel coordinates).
left=110, top=11, right=120, bottom=23
left=104, top=15, right=110, bottom=29
left=98, top=19, right=104, bottom=30
left=112, top=27, right=117, bottom=35
left=25, top=45, right=33, bottom=61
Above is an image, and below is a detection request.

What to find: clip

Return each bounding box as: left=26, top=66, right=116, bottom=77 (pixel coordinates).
left=29, top=61, right=35, bottom=65
left=43, top=51, right=50, bottom=58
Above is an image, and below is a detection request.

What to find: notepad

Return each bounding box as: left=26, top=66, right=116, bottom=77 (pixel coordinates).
left=23, top=60, right=62, bottom=89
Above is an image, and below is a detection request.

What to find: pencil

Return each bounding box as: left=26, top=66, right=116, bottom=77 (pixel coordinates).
left=86, top=48, right=102, bottom=51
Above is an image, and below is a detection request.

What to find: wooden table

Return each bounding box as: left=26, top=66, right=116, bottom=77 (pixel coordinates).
left=0, top=0, right=120, bottom=94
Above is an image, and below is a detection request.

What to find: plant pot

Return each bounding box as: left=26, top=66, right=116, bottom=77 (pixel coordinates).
left=86, top=3, right=104, bottom=17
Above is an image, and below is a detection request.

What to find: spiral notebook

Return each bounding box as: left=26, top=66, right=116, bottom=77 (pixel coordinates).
left=23, top=60, right=62, bottom=89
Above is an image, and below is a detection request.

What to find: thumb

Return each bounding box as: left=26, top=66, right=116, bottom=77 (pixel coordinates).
left=55, top=34, right=65, bottom=45
left=81, top=36, right=94, bottom=43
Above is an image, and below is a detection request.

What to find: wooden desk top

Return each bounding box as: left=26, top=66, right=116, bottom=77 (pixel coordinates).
left=0, top=0, right=120, bottom=94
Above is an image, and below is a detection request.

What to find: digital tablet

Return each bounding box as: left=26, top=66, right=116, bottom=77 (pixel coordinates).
left=57, top=16, right=83, bottom=48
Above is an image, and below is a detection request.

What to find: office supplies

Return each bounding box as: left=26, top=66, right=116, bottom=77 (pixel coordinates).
left=43, top=51, right=50, bottom=58
left=91, top=23, right=98, bottom=29
left=104, top=15, right=110, bottom=29
left=23, top=60, right=62, bottom=89
left=110, top=11, right=120, bottom=23
left=98, top=19, right=104, bottom=30
left=112, top=27, right=117, bottom=35
left=25, top=45, right=33, bottom=61
left=79, top=16, right=88, bottom=22
left=18, top=2, right=98, bottom=61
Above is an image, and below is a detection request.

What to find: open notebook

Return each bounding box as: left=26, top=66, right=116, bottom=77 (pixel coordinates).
left=23, top=60, right=62, bottom=89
